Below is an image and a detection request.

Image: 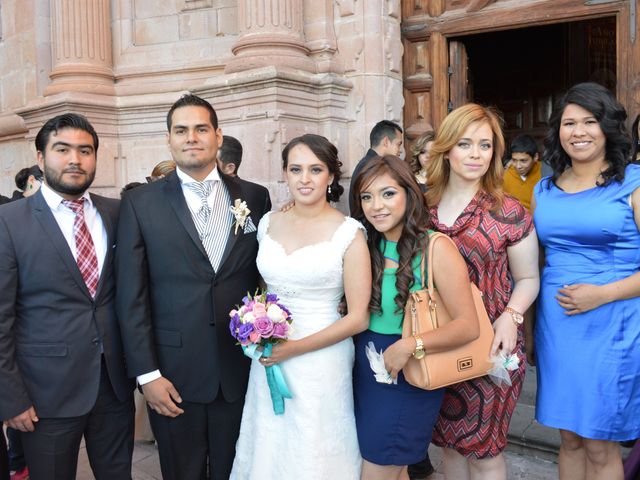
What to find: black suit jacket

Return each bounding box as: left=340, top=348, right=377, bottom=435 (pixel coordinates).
left=348, top=148, right=379, bottom=214
left=115, top=171, right=272, bottom=404
left=0, top=191, right=133, bottom=420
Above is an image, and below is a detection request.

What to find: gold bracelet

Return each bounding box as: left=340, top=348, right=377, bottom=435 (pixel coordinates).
left=412, top=334, right=426, bottom=359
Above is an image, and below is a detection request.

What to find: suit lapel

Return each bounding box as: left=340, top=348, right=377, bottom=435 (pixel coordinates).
left=163, top=172, right=214, bottom=272
left=31, top=191, right=93, bottom=300
left=91, top=194, right=113, bottom=299
left=217, top=174, right=242, bottom=273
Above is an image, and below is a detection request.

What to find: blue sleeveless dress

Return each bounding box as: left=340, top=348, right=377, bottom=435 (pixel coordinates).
left=533, top=164, right=640, bottom=440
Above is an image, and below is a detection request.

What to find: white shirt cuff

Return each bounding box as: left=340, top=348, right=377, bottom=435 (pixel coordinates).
left=137, top=370, right=162, bottom=385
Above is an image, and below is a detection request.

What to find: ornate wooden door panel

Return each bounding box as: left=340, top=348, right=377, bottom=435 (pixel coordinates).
left=401, top=0, right=639, bottom=134
left=448, top=40, right=469, bottom=112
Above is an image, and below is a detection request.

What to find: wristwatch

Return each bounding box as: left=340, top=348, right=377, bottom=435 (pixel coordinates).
left=505, top=306, right=524, bottom=326
left=413, top=335, right=426, bottom=359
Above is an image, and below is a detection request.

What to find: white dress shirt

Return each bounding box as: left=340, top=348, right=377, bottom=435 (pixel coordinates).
left=40, top=182, right=108, bottom=275
left=137, top=166, right=222, bottom=386
left=176, top=164, right=222, bottom=214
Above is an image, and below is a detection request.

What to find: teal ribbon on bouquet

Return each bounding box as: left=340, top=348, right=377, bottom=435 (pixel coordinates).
left=242, top=343, right=292, bottom=415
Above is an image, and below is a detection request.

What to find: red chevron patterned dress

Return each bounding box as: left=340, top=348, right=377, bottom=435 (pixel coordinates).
left=429, top=191, right=533, bottom=458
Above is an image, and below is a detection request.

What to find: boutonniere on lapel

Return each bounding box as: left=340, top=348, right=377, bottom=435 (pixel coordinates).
left=230, top=199, right=255, bottom=234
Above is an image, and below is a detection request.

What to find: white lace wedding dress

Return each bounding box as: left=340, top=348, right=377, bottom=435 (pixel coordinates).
left=230, top=212, right=363, bottom=480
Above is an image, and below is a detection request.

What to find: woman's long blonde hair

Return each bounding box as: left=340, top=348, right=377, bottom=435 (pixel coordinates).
left=425, top=103, right=505, bottom=211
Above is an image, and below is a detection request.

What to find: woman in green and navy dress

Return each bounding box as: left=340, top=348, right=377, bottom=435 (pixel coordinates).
left=350, top=155, right=480, bottom=480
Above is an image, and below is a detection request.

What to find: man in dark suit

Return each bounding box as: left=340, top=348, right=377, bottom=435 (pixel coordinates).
left=217, top=134, right=243, bottom=177
left=0, top=114, right=134, bottom=480
left=116, top=94, right=271, bottom=480
left=348, top=120, right=403, bottom=213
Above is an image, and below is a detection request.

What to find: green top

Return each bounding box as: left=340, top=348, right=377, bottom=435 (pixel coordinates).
left=368, top=239, right=426, bottom=335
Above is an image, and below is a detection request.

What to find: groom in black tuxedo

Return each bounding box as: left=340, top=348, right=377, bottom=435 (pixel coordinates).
left=116, top=94, right=271, bottom=479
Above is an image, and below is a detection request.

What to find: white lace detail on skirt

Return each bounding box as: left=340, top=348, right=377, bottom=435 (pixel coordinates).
left=231, top=212, right=364, bottom=480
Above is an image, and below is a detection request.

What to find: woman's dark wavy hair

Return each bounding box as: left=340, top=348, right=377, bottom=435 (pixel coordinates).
left=631, top=113, right=640, bottom=162
left=543, top=82, right=631, bottom=187
left=350, top=155, right=430, bottom=315
left=281, top=134, right=344, bottom=202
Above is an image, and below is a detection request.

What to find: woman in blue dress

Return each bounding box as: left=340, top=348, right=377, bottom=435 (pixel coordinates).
left=532, top=82, right=640, bottom=480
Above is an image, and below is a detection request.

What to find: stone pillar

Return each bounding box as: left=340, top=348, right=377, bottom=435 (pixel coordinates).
left=304, top=0, right=343, bottom=73
left=44, top=0, right=115, bottom=95
left=225, top=0, right=316, bottom=74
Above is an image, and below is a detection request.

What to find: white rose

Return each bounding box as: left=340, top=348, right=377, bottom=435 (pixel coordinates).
left=267, top=304, right=285, bottom=323
left=241, top=312, right=255, bottom=324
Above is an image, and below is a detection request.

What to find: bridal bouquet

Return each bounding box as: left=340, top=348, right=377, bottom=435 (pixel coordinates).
left=229, top=291, right=293, bottom=414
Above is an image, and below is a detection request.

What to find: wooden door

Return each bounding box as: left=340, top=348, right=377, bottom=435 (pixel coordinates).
left=401, top=0, right=640, bottom=135
left=448, top=40, right=469, bottom=112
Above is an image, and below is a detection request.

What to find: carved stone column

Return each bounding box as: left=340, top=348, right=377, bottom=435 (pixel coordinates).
left=225, top=0, right=316, bottom=74
left=44, top=0, right=115, bottom=95
left=303, top=0, right=342, bottom=73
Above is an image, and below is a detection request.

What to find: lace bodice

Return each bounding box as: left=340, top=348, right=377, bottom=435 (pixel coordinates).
left=256, top=211, right=365, bottom=338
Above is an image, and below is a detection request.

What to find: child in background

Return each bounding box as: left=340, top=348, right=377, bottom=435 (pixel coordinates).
left=503, top=134, right=541, bottom=211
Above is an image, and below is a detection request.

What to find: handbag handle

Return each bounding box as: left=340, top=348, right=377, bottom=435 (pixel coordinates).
left=419, top=231, right=451, bottom=296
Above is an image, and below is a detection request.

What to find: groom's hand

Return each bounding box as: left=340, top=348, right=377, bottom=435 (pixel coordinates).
left=142, top=376, right=185, bottom=417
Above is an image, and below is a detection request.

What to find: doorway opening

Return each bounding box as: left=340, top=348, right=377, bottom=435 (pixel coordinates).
left=449, top=17, right=616, bottom=145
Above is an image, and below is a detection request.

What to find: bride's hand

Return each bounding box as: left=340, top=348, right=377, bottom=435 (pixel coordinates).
left=383, top=338, right=415, bottom=379
left=268, top=340, right=300, bottom=364
left=279, top=200, right=295, bottom=212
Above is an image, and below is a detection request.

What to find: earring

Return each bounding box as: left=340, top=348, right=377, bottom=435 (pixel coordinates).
left=28, top=184, right=33, bottom=190
left=328, top=185, right=332, bottom=194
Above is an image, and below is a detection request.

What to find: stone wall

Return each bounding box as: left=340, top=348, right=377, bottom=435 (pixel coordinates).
left=0, top=0, right=46, bottom=196
left=0, top=0, right=404, bottom=210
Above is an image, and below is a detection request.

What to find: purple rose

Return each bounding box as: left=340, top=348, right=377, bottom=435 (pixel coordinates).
left=237, top=322, right=254, bottom=345
left=253, top=317, right=274, bottom=338
left=272, top=321, right=289, bottom=339
left=229, top=313, right=241, bottom=340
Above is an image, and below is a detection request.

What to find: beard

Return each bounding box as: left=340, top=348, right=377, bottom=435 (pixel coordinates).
left=44, top=164, right=96, bottom=197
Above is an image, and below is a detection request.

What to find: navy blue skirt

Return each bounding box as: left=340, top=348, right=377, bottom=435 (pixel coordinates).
left=354, top=330, right=444, bottom=466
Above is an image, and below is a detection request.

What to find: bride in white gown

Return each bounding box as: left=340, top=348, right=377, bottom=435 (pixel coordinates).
left=230, top=134, right=371, bottom=480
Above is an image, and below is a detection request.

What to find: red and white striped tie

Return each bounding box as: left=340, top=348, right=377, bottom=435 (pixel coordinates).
left=62, top=198, right=100, bottom=297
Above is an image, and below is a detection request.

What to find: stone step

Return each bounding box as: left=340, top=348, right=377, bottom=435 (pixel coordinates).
left=507, top=364, right=560, bottom=462
left=507, top=402, right=560, bottom=462
left=508, top=365, right=634, bottom=464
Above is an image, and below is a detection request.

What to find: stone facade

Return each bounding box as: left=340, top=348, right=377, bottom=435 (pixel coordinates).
left=0, top=0, right=405, bottom=209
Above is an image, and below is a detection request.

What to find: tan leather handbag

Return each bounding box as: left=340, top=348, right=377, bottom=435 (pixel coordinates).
left=402, top=232, right=494, bottom=390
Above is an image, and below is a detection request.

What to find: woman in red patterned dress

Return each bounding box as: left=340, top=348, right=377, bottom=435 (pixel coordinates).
left=424, top=104, right=540, bottom=480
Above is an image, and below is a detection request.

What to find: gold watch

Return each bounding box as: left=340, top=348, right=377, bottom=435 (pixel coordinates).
left=413, top=335, right=426, bottom=359
left=505, top=306, right=524, bottom=326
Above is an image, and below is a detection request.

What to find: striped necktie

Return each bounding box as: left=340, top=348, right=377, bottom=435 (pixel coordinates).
left=62, top=198, right=100, bottom=297
left=187, top=180, right=213, bottom=225
left=185, top=180, right=231, bottom=271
